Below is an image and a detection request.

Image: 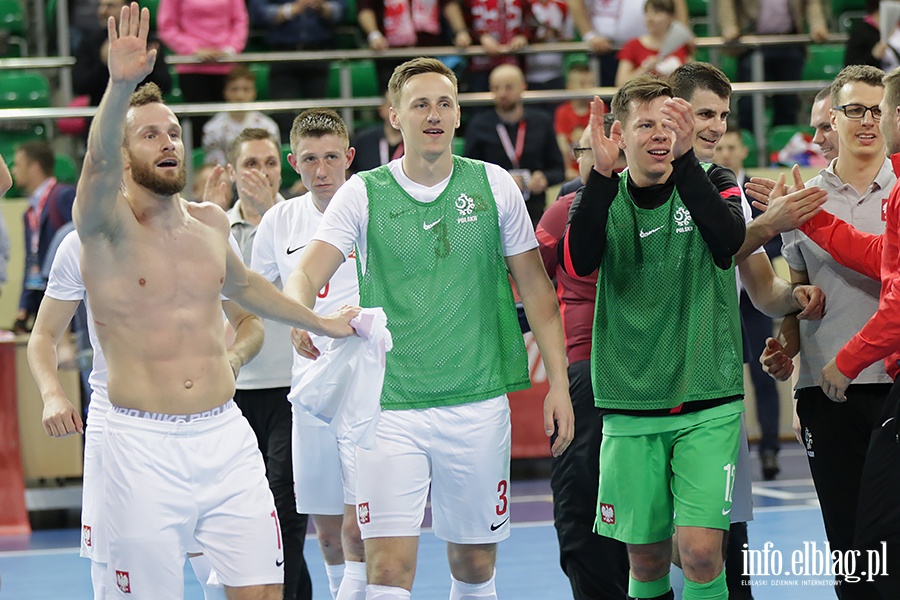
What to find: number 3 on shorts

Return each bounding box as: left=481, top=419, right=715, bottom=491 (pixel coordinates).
left=722, top=463, right=737, bottom=503
left=496, top=479, right=508, bottom=516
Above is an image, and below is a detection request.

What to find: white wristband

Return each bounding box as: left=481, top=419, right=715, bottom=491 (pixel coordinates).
left=367, top=30, right=384, bottom=43
left=281, top=4, right=293, bottom=19
left=582, top=30, right=599, bottom=42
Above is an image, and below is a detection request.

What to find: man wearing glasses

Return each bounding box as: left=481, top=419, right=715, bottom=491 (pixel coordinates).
left=769, top=64, right=895, bottom=597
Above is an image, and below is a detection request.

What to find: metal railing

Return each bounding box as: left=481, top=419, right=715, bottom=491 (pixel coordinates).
left=0, top=33, right=850, bottom=167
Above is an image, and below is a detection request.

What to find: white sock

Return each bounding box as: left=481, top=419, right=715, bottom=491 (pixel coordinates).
left=326, top=562, right=346, bottom=599
left=366, top=584, right=411, bottom=599
left=337, top=561, right=368, bottom=600
left=90, top=560, right=107, bottom=600
left=189, top=554, right=227, bottom=600
left=449, top=571, right=497, bottom=600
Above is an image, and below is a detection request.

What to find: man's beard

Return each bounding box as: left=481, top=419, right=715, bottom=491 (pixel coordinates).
left=128, top=152, right=186, bottom=196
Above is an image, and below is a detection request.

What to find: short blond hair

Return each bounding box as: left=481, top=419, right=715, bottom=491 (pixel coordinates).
left=388, top=58, right=457, bottom=109
left=129, top=82, right=164, bottom=108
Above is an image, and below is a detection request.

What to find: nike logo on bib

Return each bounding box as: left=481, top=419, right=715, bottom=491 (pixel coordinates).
left=639, top=226, right=664, bottom=238
left=722, top=507, right=731, bottom=516
left=424, top=218, right=443, bottom=230
left=276, top=558, right=285, bottom=567
left=490, top=516, right=510, bottom=531
left=286, top=244, right=307, bottom=255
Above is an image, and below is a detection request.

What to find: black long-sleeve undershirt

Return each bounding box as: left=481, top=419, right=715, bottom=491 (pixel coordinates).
left=560, top=149, right=745, bottom=276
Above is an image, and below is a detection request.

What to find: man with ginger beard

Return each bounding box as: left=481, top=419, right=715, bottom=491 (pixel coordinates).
left=74, top=5, right=357, bottom=598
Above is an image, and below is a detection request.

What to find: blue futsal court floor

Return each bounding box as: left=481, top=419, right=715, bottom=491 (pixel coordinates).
left=0, top=448, right=847, bottom=599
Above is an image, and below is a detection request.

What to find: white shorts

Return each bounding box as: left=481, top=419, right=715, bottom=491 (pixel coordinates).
left=103, top=401, right=283, bottom=598
left=731, top=415, right=754, bottom=524
left=80, top=394, right=111, bottom=563
left=355, top=395, right=512, bottom=544
left=291, top=405, right=357, bottom=514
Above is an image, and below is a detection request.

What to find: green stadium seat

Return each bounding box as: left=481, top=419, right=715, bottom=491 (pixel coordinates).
left=740, top=129, right=758, bottom=169
left=327, top=60, right=379, bottom=98
left=562, top=53, right=590, bottom=77
left=281, top=143, right=300, bottom=189
left=138, top=0, right=160, bottom=31
left=452, top=137, right=465, bottom=156
left=832, top=0, right=865, bottom=18
left=802, top=45, right=845, bottom=80
left=54, top=154, right=79, bottom=185
left=165, top=66, right=182, bottom=104
left=248, top=63, right=270, bottom=101
left=192, top=147, right=207, bottom=169
left=686, top=0, right=708, bottom=17
left=0, top=0, right=25, bottom=36
left=0, top=71, right=50, bottom=108
left=767, top=124, right=813, bottom=159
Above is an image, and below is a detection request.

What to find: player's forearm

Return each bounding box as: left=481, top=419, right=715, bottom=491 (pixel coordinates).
left=523, top=287, right=569, bottom=390
left=224, top=302, right=264, bottom=368
left=27, top=333, right=68, bottom=401
left=734, top=218, right=776, bottom=264
left=749, top=276, right=800, bottom=318
left=283, top=268, right=320, bottom=309
left=234, top=270, right=328, bottom=335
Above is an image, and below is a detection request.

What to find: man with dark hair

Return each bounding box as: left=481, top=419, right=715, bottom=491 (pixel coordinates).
left=286, top=56, right=573, bottom=600
left=74, top=7, right=356, bottom=597
left=464, top=63, right=566, bottom=227
left=562, top=75, right=746, bottom=600
left=11, top=140, right=76, bottom=333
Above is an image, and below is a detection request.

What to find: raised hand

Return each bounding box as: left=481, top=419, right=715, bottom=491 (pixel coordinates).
left=660, top=97, right=695, bottom=159
left=238, top=169, right=278, bottom=215
left=589, top=96, right=621, bottom=177
left=107, top=2, right=157, bottom=86
left=202, top=164, right=231, bottom=207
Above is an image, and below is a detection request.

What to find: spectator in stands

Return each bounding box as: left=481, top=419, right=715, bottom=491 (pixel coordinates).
left=10, top=141, right=76, bottom=333
left=464, top=63, right=565, bottom=227
left=554, top=62, right=596, bottom=181
left=844, top=0, right=900, bottom=72
left=358, top=0, right=471, bottom=88
left=73, top=0, right=172, bottom=108
left=615, top=0, right=692, bottom=87
left=157, top=0, right=249, bottom=134
left=568, top=0, right=687, bottom=87
left=717, top=0, right=828, bottom=131
left=460, top=0, right=529, bottom=93
left=810, top=86, right=839, bottom=164
left=247, top=0, right=347, bottom=140
left=524, top=0, right=573, bottom=96
left=351, top=94, right=404, bottom=173
left=202, top=66, right=281, bottom=166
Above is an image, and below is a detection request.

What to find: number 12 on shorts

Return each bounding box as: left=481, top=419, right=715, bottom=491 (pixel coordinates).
left=722, top=463, right=737, bottom=504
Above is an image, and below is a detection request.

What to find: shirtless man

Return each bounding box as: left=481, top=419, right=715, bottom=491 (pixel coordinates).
left=74, top=5, right=355, bottom=598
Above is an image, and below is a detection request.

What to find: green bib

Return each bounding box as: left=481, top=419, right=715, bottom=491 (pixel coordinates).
left=357, top=157, right=530, bottom=410
left=591, top=166, right=744, bottom=410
